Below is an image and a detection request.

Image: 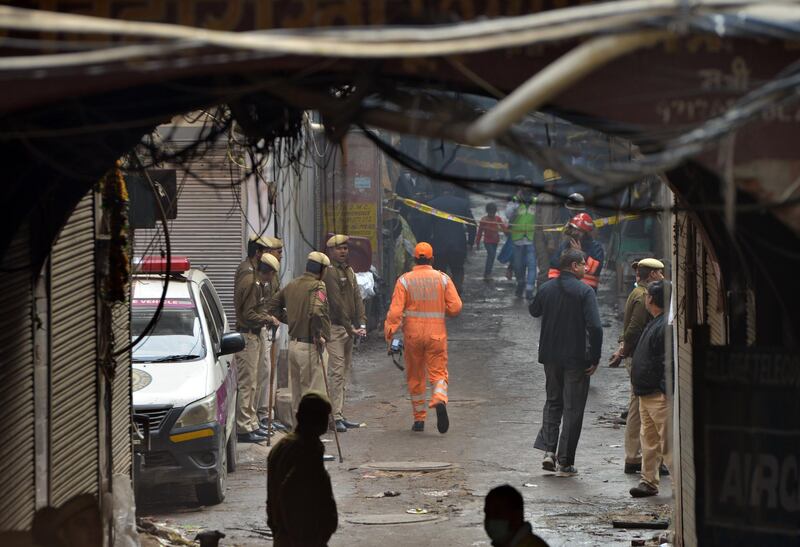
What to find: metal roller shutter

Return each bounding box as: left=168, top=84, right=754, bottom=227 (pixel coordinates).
left=111, top=299, right=132, bottom=475
left=49, top=192, right=99, bottom=506
left=0, top=224, right=35, bottom=530
left=134, top=143, right=245, bottom=322
left=674, top=212, right=697, bottom=546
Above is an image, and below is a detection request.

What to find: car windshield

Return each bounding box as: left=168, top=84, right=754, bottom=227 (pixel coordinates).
left=131, top=298, right=206, bottom=363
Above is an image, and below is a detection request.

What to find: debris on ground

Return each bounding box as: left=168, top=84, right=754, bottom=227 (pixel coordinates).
left=194, top=530, right=225, bottom=547
left=137, top=518, right=197, bottom=546
left=366, top=490, right=401, bottom=498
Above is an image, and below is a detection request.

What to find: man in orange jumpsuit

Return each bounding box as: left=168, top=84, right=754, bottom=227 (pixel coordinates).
left=385, top=242, right=463, bottom=433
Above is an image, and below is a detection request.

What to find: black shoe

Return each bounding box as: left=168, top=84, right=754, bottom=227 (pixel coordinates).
left=556, top=464, right=578, bottom=477
left=630, top=482, right=658, bottom=497
left=256, top=427, right=274, bottom=437
left=659, top=464, right=670, bottom=476
left=259, top=417, right=289, bottom=432
left=341, top=418, right=361, bottom=429
left=332, top=420, right=347, bottom=433
left=435, top=403, right=449, bottom=434
left=621, top=410, right=629, bottom=420
left=412, top=421, right=425, bottom=432
left=237, top=432, right=266, bottom=443
left=624, top=462, right=642, bottom=474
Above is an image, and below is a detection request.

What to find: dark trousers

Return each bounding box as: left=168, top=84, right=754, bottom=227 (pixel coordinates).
left=483, top=243, right=498, bottom=278
left=434, top=251, right=465, bottom=293
left=534, top=362, right=590, bottom=466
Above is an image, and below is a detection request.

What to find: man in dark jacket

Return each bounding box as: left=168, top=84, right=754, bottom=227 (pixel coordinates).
left=529, top=248, right=603, bottom=476
left=629, top=280, right=672, bottom=498
left=427, top=185, right=476, bottom=293
left=267, top=392, right=338, bottom=546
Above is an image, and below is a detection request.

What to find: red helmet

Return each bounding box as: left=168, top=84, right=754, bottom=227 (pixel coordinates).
left=569, top=212, right=594, bottom=233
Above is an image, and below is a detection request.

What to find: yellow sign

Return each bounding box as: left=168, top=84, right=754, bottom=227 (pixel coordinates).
left=324, top=203, right=378, bottom=251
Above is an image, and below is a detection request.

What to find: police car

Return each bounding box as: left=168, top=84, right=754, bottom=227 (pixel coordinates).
left=131, top=256, right=243, bottom=505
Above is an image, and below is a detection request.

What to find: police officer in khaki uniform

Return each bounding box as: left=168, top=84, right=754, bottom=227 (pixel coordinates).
left=609, top=257, right=665, bottom=474
left=234, top=239, right=281, bottom=442
left=267, top=251, right=332, bottom=420
left=323, top=235, right=367, bottom=433
left=256, top=236, right=285, bottom=429
left=266, top=236, right=283, bottom=263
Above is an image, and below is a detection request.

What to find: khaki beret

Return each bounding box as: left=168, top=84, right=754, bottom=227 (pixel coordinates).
left=260, top=253, right=280, bottom=272
left=308, top=251, right=331, bottom=266
left=265, top=236, right=283, bottom=249
left=249, top=234, right=271, bottom=248
left=326, top=234, right=349, bottom=248
left=638, top=257, right=665, bottom=269
left=543, top=168, right=561, bottom=182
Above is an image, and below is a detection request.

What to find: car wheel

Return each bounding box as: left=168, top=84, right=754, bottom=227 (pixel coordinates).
left=226, top=429, right=237, bottom=473
left=195, top=437, right=227, bottom=505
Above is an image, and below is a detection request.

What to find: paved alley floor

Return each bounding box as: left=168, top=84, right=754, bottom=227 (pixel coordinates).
left=139, top=248, right=673, bottom=546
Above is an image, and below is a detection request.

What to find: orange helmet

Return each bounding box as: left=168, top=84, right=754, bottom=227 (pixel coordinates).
left=414, top=242, right=433, bottom=259
left=569, top=212, right=594, bottom=233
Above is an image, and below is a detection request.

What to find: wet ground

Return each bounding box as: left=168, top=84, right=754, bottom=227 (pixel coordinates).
left=139, top=247, right=673, bottom=546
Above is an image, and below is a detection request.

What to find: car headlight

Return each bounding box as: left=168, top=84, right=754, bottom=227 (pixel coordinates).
left=173, top=393, right=217, bottom=429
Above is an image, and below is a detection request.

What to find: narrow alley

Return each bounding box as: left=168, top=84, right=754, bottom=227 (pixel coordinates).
left=140, top=237, right=672, bottom=546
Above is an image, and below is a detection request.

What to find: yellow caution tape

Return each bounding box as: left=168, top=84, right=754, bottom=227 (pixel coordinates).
left=544, top=214, right=640, bottom=232
left=391, top=193, right=638, bottom=232
left=392, top=194, right=477, bottom=226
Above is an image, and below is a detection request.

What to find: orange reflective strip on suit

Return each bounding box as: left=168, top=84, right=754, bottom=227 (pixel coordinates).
left=384, top=265, right=462, bottom=422
left=583, top=273, right=599, bottom=288
left=585, top=256, right=601, bottom=275
left=547, top=267, right=560, bottom=279
left=430, top=378, right=448, bottom=407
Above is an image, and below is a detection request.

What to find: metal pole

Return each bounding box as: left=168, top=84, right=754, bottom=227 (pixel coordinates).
left=266, top=325, right=278, bottom=447
left=317, top=345, right=344, bottom=463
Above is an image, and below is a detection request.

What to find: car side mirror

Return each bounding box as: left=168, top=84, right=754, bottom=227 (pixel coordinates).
left=219, top=333, right=246, bottom=356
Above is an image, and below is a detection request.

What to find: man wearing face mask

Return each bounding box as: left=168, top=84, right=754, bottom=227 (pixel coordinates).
left=484, top=485, right=549, bottom=547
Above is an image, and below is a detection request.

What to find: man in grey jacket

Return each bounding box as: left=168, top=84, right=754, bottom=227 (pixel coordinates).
left=529, top=248, right=603, bottom=477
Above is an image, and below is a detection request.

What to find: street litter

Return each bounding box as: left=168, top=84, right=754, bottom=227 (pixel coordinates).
left=609, top=444, right=621, bottom=448
left=523, top=483, right=538, bottom=488
left=367, top=490, right=401, bottom=498
left=423, top=490, right=449, bottom=497
left=406, top=508, right=429, bottom=514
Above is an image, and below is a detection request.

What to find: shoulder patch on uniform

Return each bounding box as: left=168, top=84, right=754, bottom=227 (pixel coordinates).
left=316, top=290, right=327, bottom=302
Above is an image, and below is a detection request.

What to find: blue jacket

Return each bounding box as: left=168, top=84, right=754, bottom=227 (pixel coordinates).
left=529, top=272, right=603, bottom=368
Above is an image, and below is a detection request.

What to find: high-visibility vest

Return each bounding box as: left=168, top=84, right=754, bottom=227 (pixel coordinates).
left=384, top=265, right=463, bottom=339
left=547, top=240, right=603, bottom=289
left=510, top=202, right=535, bottom=242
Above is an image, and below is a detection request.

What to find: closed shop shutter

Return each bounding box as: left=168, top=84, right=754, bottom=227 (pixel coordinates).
left=111, top=299, right=132, bottom=475
left=674, top=211, right=729, bottom=547
left=133, top=144, right=245, bottom=322
left=49, top=192, right=99, bottom=506
left=674, top=212, right=697, bottom=546
left=0, top=223, right=35, bottom=529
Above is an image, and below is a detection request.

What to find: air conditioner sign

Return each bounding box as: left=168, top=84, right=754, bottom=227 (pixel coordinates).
left=697, top=345, right=800, bottom=544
